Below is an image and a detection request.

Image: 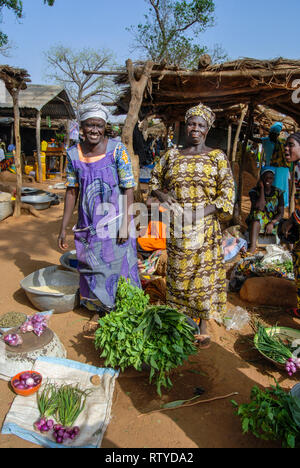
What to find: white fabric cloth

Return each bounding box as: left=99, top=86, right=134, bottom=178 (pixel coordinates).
left=2, top=357, right=118, bottom=448
left=0, top=148, right=5, bottom=162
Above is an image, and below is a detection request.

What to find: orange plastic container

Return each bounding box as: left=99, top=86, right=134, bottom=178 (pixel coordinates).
left=11, top=370, right=43, bottom=396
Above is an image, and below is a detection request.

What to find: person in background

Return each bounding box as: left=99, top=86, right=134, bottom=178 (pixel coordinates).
left=58, top=102, right=140, bottom=316
left=282, top=132, right=300, bottom=318
left=0, top=137, right=6, bottom=152
left=269, top=124, right=291, bottom=208
left=149, top=103, right=235, bottom=348
left=111, top=125, right=121, bottom=142
left=254, top=122, right=290, bottom=208
left=246, top=167, right=284, bottom=254
left=261, top=122, right=283, bottom=166
left=7, top=143, right=15, bottom=152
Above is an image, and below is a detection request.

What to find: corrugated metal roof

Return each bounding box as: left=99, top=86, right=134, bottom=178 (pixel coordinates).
left=0, top=82, right=75, bottom=119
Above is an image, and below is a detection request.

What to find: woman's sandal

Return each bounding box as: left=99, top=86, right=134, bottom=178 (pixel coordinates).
left=194, top=334, right=211, bottom=349
left=83, top=313, right=100, bottom=333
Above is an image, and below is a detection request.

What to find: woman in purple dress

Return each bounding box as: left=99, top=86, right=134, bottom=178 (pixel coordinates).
left=58, top=103, right=140, bottom=314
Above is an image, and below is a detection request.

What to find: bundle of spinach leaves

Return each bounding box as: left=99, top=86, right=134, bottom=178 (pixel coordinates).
left=232, top=382, right=300, bottom=448
left=94, top=277, right=197, bottom=395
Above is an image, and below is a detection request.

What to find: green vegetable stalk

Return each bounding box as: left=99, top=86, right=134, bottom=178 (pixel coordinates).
left=94, top=277, right=197, bottom=395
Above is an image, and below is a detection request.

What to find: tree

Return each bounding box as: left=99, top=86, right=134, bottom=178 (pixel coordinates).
left=0, top=0, right=55, bottom=47
left=44, top=45, right=118, bottom=112
left=127, top=0, right=216, bottom=68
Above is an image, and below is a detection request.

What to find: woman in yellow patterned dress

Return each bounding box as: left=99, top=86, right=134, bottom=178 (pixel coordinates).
left=149, top=103, right=235, bottom=347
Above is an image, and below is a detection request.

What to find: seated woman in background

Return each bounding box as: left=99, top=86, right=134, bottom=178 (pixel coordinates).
left=246, top=166, right=284, bottom=253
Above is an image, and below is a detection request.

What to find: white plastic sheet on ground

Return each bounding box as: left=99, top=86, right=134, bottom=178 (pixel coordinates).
left=1, top=356, right=119, bottom=448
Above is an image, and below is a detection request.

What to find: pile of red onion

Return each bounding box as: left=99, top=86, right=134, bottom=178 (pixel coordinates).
left=20, top=314, right=49, bottom=337
left=34, top=418, right=80, bottom=444
left=53, top=424, right=80, bottom=444
left=12, top=372, right=42, bottom=391
left=285, top=357, right=300, bottom=376
left=4, top=334, right=23, bottom=347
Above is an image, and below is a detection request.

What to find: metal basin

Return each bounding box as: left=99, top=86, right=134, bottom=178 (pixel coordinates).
left=20, top=266, right=79, bottom=313
left=60, top=250, right=78, bottom=272
left=21, top=187, right=41, bottom=195
left=21, top=195, right=53, bottom=210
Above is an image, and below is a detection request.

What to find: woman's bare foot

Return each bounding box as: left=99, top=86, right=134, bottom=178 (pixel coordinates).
left=195, top=320, right=211, bottom=349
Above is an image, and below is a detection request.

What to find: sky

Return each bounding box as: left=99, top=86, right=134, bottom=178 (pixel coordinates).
left=1, top=0, right=300, bottom=84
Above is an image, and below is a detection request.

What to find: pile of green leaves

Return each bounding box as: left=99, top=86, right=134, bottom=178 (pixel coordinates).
left=94, top=277, right=197, bottom=395
left=232, top=382, right=300, bottom=449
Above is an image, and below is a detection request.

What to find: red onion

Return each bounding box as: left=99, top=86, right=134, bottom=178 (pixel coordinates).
left=4, top=333, right=23, bottom=347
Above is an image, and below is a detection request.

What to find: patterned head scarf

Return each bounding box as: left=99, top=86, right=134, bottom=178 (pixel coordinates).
left=78, top=102, right=109, bottom=123
left=185, top=103, right=216, bottom=128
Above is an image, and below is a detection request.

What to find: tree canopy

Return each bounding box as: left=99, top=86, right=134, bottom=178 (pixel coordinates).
left=128, top=0, right=217, bottom=68
left=0, top=0, right=55, bottom=47
left=44, top=45, right=118, bottom=112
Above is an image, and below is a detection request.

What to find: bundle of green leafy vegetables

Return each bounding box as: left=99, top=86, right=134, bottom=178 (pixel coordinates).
left=94, top=277, right=197, bottom=395
left=255, top=323, right=293, bottom=365
left=232, top=382, right=300, bottom=449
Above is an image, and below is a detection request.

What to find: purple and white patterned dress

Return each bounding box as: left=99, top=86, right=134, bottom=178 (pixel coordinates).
left=66, top=139, right=141, bottom=313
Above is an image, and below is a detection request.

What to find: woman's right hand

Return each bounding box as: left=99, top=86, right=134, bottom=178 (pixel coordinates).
left=154, top=190, right=177, bottom=208
left=58, top=230, right=68, bottom=251
left=258, top=180, right=264, bottom=192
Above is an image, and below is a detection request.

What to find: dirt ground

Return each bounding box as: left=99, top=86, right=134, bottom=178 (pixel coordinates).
left=0, top=172, right=299, bottom=449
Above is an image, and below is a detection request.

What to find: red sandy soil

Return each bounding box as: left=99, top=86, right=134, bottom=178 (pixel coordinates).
left=0, top=173, right=299, bottom=449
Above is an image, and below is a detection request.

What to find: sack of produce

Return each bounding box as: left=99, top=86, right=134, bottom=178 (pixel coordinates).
left=240, top=277, right=297, bottom=307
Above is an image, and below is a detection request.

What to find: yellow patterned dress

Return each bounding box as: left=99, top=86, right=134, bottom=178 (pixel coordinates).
left=149, top=148, right=235, bottom=320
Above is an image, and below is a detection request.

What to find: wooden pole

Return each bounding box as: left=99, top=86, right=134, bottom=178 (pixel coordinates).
left=227, top=123, right=232, bottom=159
left=11, top=90, right=22, bottom=217
left=290, top=168, right=296, bottom=216
left=231, top=105, right=249, bottom=164
left=36, top=110, right=42, bottom=183
left=237, top=104, right=254, bottom=215
left=83, top=67, right=300, bottom=81
left=122, top=59, right=154, bottom=187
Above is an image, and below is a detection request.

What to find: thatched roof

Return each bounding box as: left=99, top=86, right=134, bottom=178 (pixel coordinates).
left=0, top=65, right=31, bottom=93
left=113, top=58, right=300, bottom=126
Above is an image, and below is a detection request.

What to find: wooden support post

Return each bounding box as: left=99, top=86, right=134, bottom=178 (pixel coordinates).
left=122, top=59, right=154, bottom=188
left=227, top=123, right=232, bottom=159
left=11, top=90, right=22, bottom=217
left=231, top=105, right=248, bottom=164
left=237, top=104, right=254, bottom=215
left=290, top=168, right=296, bottom=216
left=36, top=110, right=42, bottom=183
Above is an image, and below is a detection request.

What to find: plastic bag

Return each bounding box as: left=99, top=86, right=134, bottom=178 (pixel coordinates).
left=261, top=245, right=292, bottom=265
left=223, top=307, right=250, bottom=331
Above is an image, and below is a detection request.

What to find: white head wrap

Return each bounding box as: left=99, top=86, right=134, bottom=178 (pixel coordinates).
left=78, top=102, right=109, bottom=123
